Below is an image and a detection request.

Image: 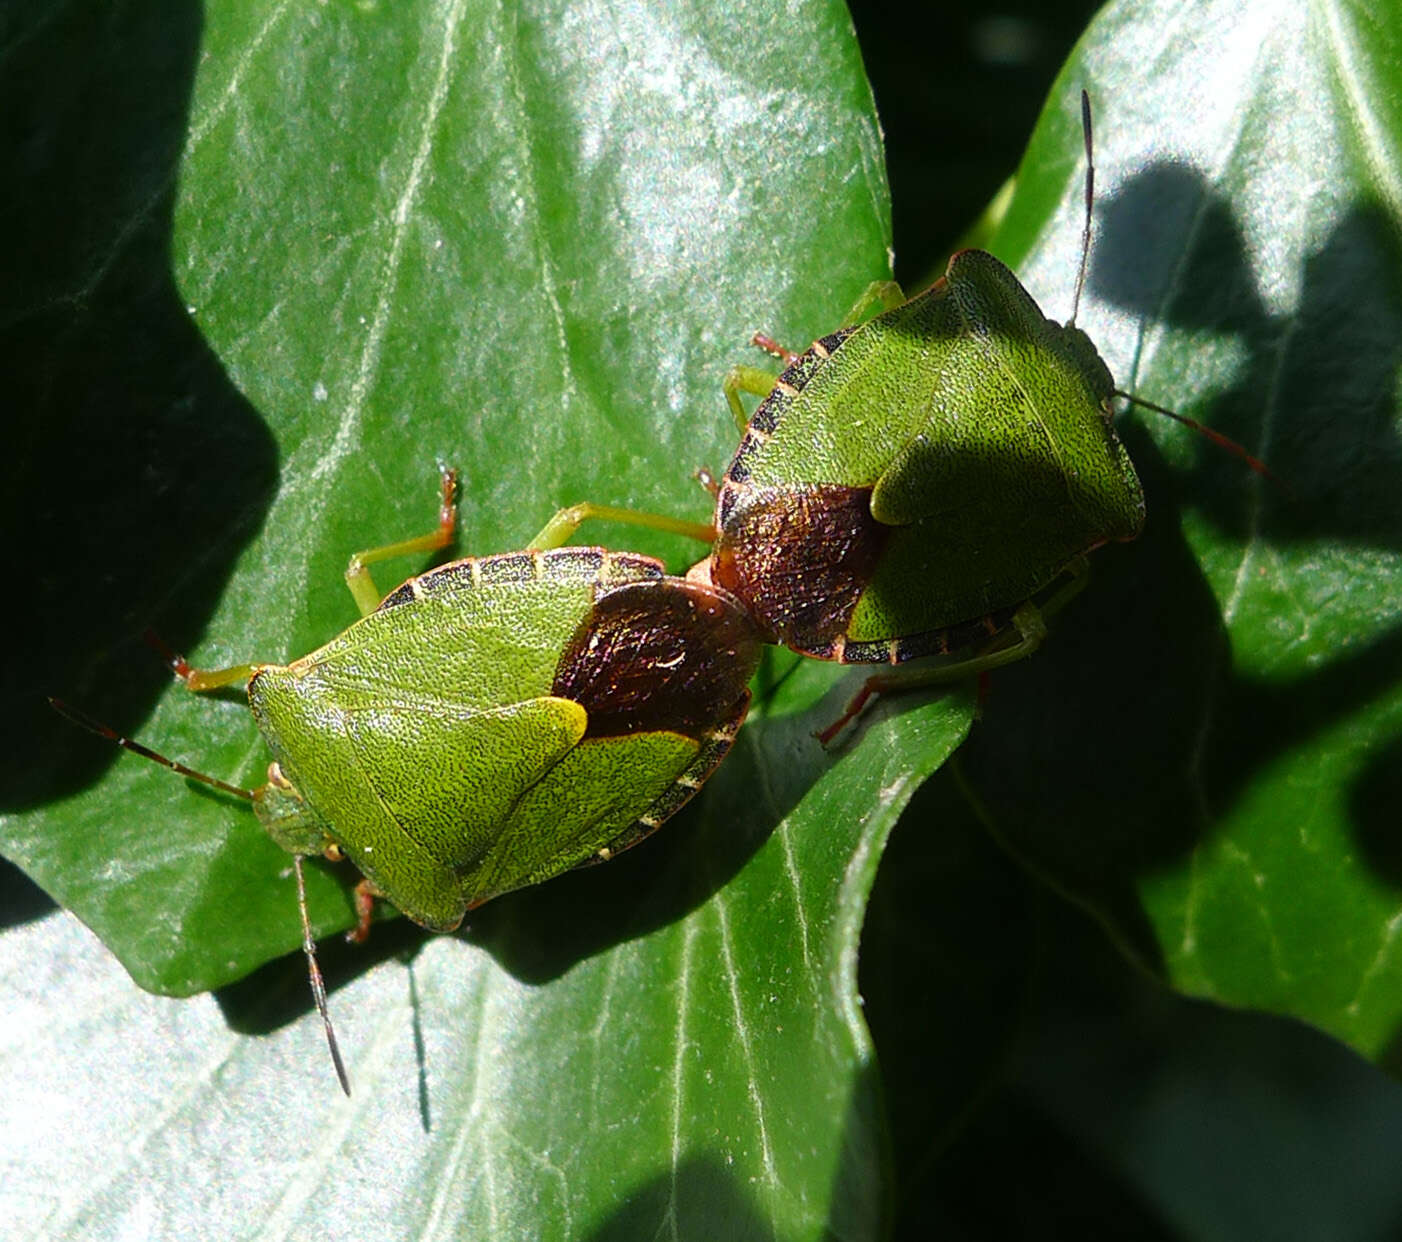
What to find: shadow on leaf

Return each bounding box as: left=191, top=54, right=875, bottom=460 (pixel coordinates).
left=961, top=161, right=1402, bottom=976
left=0, top=2, right=278, bottom=818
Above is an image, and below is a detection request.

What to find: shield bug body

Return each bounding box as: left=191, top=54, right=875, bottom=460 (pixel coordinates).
left=55, top=472, right=762, bottom=1089
left=705, top=244, right=1145, bottom=669
left=704, top=92, right=1267, bottom=738
left=247, top=542, right=760, bottom=933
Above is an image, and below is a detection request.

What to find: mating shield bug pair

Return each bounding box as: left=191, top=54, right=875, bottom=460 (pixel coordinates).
left=55, top=93, right=1262, bottom=1088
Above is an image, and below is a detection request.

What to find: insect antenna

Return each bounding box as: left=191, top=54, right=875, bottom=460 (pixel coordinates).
left=1114, top=390, right=1283, bottom=487
left=295, top=854, right=352, bottom=1096
left=48, top=697, right=255, bottom=800
left=1069, top=88, right=1095, bottom=328
left=1064, top=93, right=1280, bottom=490
left=50, top=695, right=352, bottom=1094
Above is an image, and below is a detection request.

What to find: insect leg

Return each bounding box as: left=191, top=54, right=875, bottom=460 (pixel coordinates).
left=815, top=608, right=1046, bottom=746
left=142, top=628, right=264, bottom=693
left=344, top=464, right=458, bottom=615
left=723, top=363, right=783, bottom=432
left=526, top=502, right=714, bottom=552
left=838, top=278, right=906, bottom=327
left=346, top=876, right=379, bottom=945
left=815, top=561, right=1092, bottom=746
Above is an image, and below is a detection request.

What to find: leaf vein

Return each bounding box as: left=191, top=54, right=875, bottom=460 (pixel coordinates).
left=311, top=0, right=469, bottom=487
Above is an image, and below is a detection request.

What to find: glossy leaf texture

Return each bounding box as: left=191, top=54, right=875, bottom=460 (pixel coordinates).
left=961, top=0, right=1402, bottom=1059
left=0, top=0, right=973, bottom=1237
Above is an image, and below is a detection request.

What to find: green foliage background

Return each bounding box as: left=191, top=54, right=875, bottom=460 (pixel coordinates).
left=3, top=0, right=1402, bottom=1237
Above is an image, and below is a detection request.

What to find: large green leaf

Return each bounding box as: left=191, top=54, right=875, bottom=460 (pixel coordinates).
left=0, top=0, right=971, bottom=1236
left=7, top=0, right=1402, bottom=1235
left=959, top=0, right=1402, bottom=1058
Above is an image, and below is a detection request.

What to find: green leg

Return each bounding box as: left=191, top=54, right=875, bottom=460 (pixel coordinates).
left=160, top=467, right=458, bottom=692
left=176, top=661, right=267, bottom=693
left=840, top=278, right=906, bottom=327
left=817, top=560, right=1089, bottom=746
left=344, top=465, right=458, bottom=616
left=816, top=606, right=1047, bottom=746
left=723, top=363, right=782, bottom=433
left=142, top=628, right=267, bottom=694
left=527, top=501, right=715, bottom=552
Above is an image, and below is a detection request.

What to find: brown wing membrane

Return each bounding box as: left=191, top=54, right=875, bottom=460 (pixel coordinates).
left=711, top=482, right=889, bottom=657
left=552, top=578, right=761, bottom=739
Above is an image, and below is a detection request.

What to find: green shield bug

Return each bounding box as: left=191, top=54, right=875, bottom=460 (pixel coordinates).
left=54, top=469, right=762, bottom=1091
left=704, top=94, right=1143, bottom=717
left=706, top=236, right=1145, bottom=668
left=531, top=94, right=1267, bottom=742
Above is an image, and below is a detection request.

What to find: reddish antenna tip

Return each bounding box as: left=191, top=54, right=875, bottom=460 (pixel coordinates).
left=48, top=695, right=256, bottom=801
left=1114, top=390, right=1288, bottom=493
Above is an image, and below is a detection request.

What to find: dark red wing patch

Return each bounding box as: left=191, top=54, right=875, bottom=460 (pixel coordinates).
left=552, top=579, right=762, bottom=739
left=710, top=483, right=888, bottom=655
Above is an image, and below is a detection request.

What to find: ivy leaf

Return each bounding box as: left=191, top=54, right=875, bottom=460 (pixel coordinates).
left=0, top=0, right=969, bottom=1237
left=964, top=0, right=1402, bottom=1060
